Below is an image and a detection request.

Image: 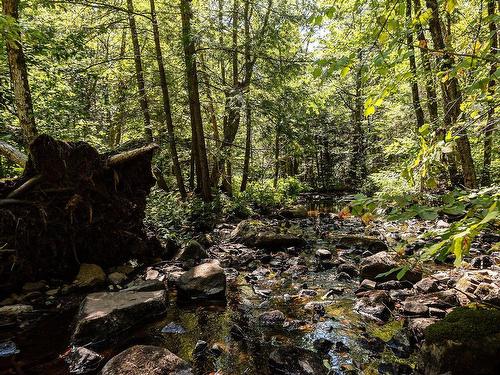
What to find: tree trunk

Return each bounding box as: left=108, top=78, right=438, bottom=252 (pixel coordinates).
left=150, top=0, right=187, bottom=199
left=180, top=0, right=211, bottom=201
left=406, top=0, right=425, bottom=130
left=0, top=140, right=27, bottom=166
left=413, top=0, right=439, bottom=128
left=2, top=0, right=38, bottom=146
left=426, top=0, right=477, bottom=188
left=112, top=29, right=128, bottom=147
left=127, top=0, right=153, bottom=143
left=274, top=122, right=280, bottom=188
left=240, top=99, right=251, bottom=192
left=481, top=0, right=497, bottom=186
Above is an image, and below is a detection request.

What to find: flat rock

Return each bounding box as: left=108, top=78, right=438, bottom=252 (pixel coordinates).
left=231, top=220, right=306, bottom=248
left=0, top=304, right=33, bottom=316
left=101, top=345, right=192, bottom=375
left=359, top=251, right=421, bottom=282
left=177, top=261, right=226, bottom=299
left=269, top=345, right=328, bottom=375
left=72, top=290, right=167, bottom=345
left=403, top=300, right=429, bottom=317
left=108, top=272, right=127, bottom=285
left=123, top=279, right=165, bottom=292
left=258, top=310, right=286, bottom=327
left=65, top=346, right=103, bottom=374
left=329, top=233, right=388, bottom=252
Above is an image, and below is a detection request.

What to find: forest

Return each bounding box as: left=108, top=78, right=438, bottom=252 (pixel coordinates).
left=0, top=0, right=499, bottom=374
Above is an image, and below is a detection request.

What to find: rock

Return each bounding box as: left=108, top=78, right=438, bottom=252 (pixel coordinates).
left=337, top=262, right=359, bottom=277
left=455, top=269, right=500, bottom=306
left=65, top=346, right=103, bottom=374
left=334, top=341, right=350, bottom=353
left=403, top=300, right=429, bottom=317
left=269, top=346, right=328, bottom=375
left=358, top=279, right=377, bottom=292
left=386, top=334, right=412, bottom=358
left=72, top=290, right=167, bottom=345
left=22, top=281, right=47, bottom=292
left=299, top=289, right=318, bottom=298
left=174, top=240, right=207, bottom=265
left=281, top=205, right=308, bottom=218
left=471, top=255, right=493, bottom=269
left=313, top=337, right=333, bottom=353
left=0, top=304, right=33, bottom=316
left=428, top=307, right=446, bottom=318
left=354, top=290, right=393, bottom=322
left=123, top=279, right=165, bottom=292
left=376, top=280, right=412, bottom=290
left=145, top=269, right=160, bottom=280
left=359, top=251, right=421, bottom=282
left=0, top=341, right=19, bottom=358
left=304, top=301, right=327, bottom=316
left=74, top=264, right=106, bottom=288
left=193, top=340, right=208, bottom=357
left=408, top=317, right=436, bottom=340
left=418, top=307, right=500, bottom=375
left=177, top=261, right=226, bottom=300
left=108, top=272, right=127, bottom=285
left=258, top=310, right=285, bottom=327
left=161, top=322, right=186, bottom=334
left=315, top=249, right=332, bottom=259
left=378, top=363, right=413, bottom=375
left=414, top=277, right=439, bottom=293
left=329, top=233, right=388, bottom=253
left=336, top=271, right=352, bottom=281
left=101, top=345, right=192, bottom=375
left=209, top=343, right=224, bottom=357
left=357, top=335, right=385, bottom=353
left=404, top=290, right=459, bottom=311
left=231, top=219, right=306, bottom=248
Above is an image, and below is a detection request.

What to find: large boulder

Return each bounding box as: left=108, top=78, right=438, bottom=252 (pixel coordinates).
left=177, top=261, right=226, bottom=300
left=418, top=307, right=500, bottom=375
left=74, top=264, right=106, bottom=289
left=231, top=220, right=306, bottom=249
left=101, top=345, right=192, bottom=375
left=174, top=240, right=207, bottom=266
left=72, top=290, right=167, bottom=345
left=359, top=251, right=421, bottom=282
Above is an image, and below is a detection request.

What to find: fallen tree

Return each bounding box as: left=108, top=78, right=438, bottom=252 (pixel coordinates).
left=0, top=135, right=163, bottom=293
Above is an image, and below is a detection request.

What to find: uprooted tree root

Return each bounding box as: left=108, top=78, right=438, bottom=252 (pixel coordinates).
left=0, top=135, right=163, bottom=294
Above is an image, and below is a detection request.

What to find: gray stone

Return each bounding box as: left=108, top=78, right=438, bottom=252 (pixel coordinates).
left=174, top=240, right=207, bottom=265
left=108, top=272, right=127, bottom=285
left=315, top=249, right=332, bottom=259
left=65, top=346, right=103, bottom=374
left=123, top=279, right=165, bottom=292
left=403, top=300, right=429, bottom=317
left=101, top=345, right=192, bottom=375
left=360, top=251, right=421, bottom=282
left=177, top=261, right=226, bottom=299
left=258, top=310, right=286, bottom=327
left=0, top=304, right=33, bottom=316
left=414, top=277, right=439, bottom=293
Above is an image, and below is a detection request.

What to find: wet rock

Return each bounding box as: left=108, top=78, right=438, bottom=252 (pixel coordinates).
left=377, top=280, right=412, bottom=290
left=313, top=337, right=333, bottom=353
left=404, top=290, right=459, bottom=310
left=258, top=310, right=285, bottom=327
left=378, top=363, right=413, bottom=375
left=161, top=322, right=186, bottom=334
left=145, top=269, right=161, bottom=280
left=471, top=255, right=493, bottom=269
left=359, top=252, right=422, bottom=282
left=418, top=307, right=500, bottom=375
left=336, top=271, right=352, bottom=281
left=231, top=219, right=306, bottom=248
left=22, top=281, right=47, bottom=292
left=193, top=340, right=208, bottom=357
left=177, top=261, right=226, bottom=300
left=174, top=240, right=207, bottom=266
left=335, top=341, right=350, bottom=353
left=209, top=343, right=224, bottom=357
left=299, top=289, right=318, bottom=298
left=108, top=272, right=127, bottom=285
left=315, top=249, right=332, bottom=259
left=101, top=345, right=192, bottom=375
left=72, top=290, right=167, bottom=345
left=408, top=317, right=436, bottom=340
left=0, top=341, right=19, bottom=358
left=322, top=287, right=344, bottom=298
left=428, top=307, right=446, bottom=318
left=329, top=233, right=388, bottom=253
left=358, top=279, right=376, bottom=292
left=337, top=262, right=359, bottom=277
left=283, top=264, right=308, bottom=278
left=403, top=300, right=429, bottom=317
left=357, top=334, right=385, bottom=353
left=280, top=205, right=308, bottom=218
left=304, top=301, right=328, bottom=316
left=455, top=269, right=500, bottom=306
left=354, top=290, right=393, bottom=322
left=123, top=279, right=165, bottom=292
left=269, top=346, right=329, bottom=375
left=386, top=334, right=412, bottom=358
left=74, top=264, right=106, bottom=289
left=65, top=346, right=103, bottom=374
left=414, top=277, right=439, bottom=293
left=0, top=304, right=33, bottom=316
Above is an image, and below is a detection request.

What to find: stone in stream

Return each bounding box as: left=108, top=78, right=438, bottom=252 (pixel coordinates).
left=123, top=279, right=165, bottom=292
left=328, top=233, right=388, bottom=253
left=107, top=272, right=127, bottom=285
left=359, top=251, right=422, bottom=282
left=337, top=262, right=359, bottom=277
left=269, top=346, right=329, bottom=375
left=354, top=290, right=394, bottom=323
left=0, top=304, right=33, bottom=316
left=0, top=341, right=19, bottom=358
left=64, top=346, right=103, bottom=374
left=231, top=219, right=306, bottom=249
left=403, top=300, right=429, bottom=317
left=258, top=310, right=286, bottom=327
left=174, top=240, right=207, bottom=266
left=74, top=263, right=106, bottom=289
left=72, top=290, right=167, bottom=346
left=403, top=290, right=459, bottom=311
left=414, top=277, right=439, bottom=293
left=176, top=261, right=226, bottom=300
left=161, top=322, right=186, bottom=334
left=315, top=249, right=332, bottom=259
left=455, top=269, right=500, bottom=306
left=101, top=345, right=192, bottom=375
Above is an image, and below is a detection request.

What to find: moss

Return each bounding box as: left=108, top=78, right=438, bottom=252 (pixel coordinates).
left=367, top=319, right=404, bottom=342
left=424, top=306, right=500, bottom=344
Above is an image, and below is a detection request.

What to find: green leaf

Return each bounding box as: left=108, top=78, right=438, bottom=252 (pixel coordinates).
left=364, top=105, right=375, bottom=117
left=396, top=266, right=409, bottom=280
left=445, top=0, right=458, bottom=13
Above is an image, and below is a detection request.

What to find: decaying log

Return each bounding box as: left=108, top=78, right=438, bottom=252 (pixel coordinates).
left=7, top=174, right=42, bottom=198
left=107, top=143, right=159, bottom=167
left=0, top=140, right=27, bottom=167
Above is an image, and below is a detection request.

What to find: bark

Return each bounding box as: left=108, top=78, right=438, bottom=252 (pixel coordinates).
left=406, top=0, right=426, bottom=130
left=0, top=140, right=27, bottom=166
left=413, top=0, right=439, bottom=128
left=481, top=0, right=497, bottom=186
left=426, top=0, right=477, bottom=188
left=127, top=0, right=153, bottom=143
left=150, top=0, right=187, bottom=199
left=2, top=0, right=38, bottom=146
left=111, top=29, right=128, bottom=147
left=180, top=0, right=211, bottom=201
left=240, top=99, right=251, bottom=192
left=274, top=121, right=280, bottom=188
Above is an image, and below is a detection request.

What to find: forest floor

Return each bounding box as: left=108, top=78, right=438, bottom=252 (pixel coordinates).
left=0, top=194, right=499, bottom=374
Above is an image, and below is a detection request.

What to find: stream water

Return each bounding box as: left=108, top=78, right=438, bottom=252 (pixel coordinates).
left=0, top=196, right=417, bottom=375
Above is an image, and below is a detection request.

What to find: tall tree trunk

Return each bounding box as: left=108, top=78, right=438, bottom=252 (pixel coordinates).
left=240, top=98, right=251, bottom=192
left=406, top=0, right=425, bottom=130
left=2, top=0, right=37, bottom=146
left=481, top=0, right=497, bottom=186
left=150, top=0, right=187, bottom=199
left=274, top=121, right=280, bottom=188
left=413, top=0, right=439, bottom=128
left=113, top=29, right=128, bottom=147
left=180, top=0, right=211, bottom=201
left=426, top=0, right=477, bottom=188
left=127, top=0, right=153, bottom=143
